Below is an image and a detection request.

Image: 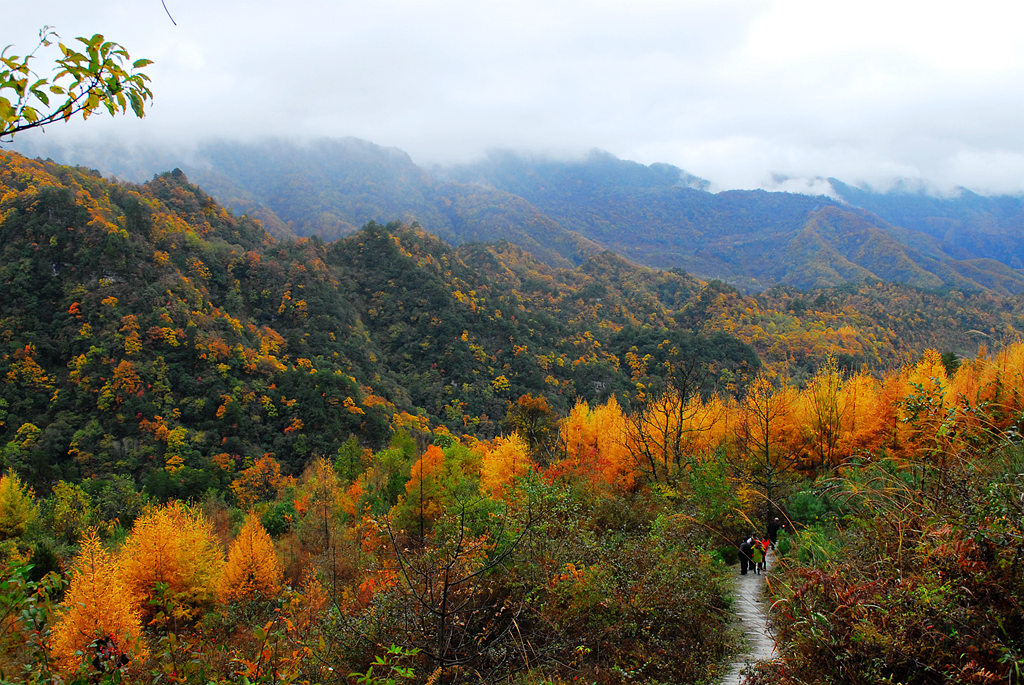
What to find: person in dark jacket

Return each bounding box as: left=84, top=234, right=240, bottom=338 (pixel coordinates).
left=739, top=536, right=754, bottom=575
left=767, top=517, right=782, bottom=550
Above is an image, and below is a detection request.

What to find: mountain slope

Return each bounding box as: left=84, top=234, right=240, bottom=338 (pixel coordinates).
left=451, top=151, right=1024, bottom=293
left=829, top=178, right=1024, bottom=268
left=0, top=150, right=764, bottom=488
left=6, top=149, right=1024, bottom=491
left=771, top=206, right=1024, bottom=294
left=14, top=138, right=601, bottom=269
left=12, top=138, right=1024, bottom=293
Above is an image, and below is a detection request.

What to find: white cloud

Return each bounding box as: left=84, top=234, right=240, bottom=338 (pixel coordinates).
left=6, top=0, right=1024, bottom=194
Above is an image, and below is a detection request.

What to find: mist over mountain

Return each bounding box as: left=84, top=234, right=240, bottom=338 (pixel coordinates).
left=13, top=136, right=1024, bottom=294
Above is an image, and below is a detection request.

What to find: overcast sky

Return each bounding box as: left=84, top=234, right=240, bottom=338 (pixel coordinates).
left=7, top=0, right=1024, bottom=194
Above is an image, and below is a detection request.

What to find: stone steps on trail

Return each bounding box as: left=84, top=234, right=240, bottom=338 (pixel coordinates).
left=720, top=550, right=777, bottom=684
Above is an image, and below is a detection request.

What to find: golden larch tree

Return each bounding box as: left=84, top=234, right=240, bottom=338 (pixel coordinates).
left=480, top=434, right=534, bottom=499
left=798, top=354, right=846, bottom=474
left=837, top=370, right=887, bottom=456
left=555, top=398, right=635, bottom=490
left=731, top=371, right=800, bottom=504
left=217, top=513, right=282, bottom=603
left=117, top=502, right=225, bottom=619
left=295, top=458, right=346, bottom=597
left=50, top=530, right=146, bottom=675
left=966, top=342, right=1024, bottom=434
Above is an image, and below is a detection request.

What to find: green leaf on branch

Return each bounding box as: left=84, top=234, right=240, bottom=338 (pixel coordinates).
left=1, top=26, right=153, bottom=139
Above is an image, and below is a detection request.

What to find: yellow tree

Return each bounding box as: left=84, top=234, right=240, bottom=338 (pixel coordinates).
left=558, top=400, right=605, bottom=484
left=480, top=434, right=533, bottom=499
left=625, top=391, right=720, bottom=488
left=50, top=530, right=146, bottom=675
left=295, top=458, right=345, bottom=596
left=837, top=370, right=887, bottom=457
left=799, top=355, right=846, bottom=474
left=900, top=349, right=954, bottom=462
left=49, top=480, right=94, bottom=544
left=948, top=354, right=986, bottom=439
left=620, top=343, right=720, bottom=488
left=871, top=366, right=913, bottom=459
left=217, top=513, right=282, bottom=603
left=0, top=472, right=36, bottom=540
left=117, top=502, right=225, bottom=620
left=297, top=458, right=343, bottom=550
left=591, top=396, right=636, bottom=489
left=556, top=398, right=634, bottom=490
left=732, top=371, right=799, bottom=507
left=965, top=342, right=1024, bottom=435
left=897, top=349, right=967, bottom=495
left=946, top=348, right=1024, bottom=443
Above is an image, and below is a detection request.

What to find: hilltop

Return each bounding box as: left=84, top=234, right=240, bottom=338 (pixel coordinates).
left=16, top=137, right=1024, bottom=294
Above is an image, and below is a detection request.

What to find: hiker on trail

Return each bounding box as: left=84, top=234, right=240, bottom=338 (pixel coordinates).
left=739, top=537, right=753, bottom=575
left=758, top=537, right=769, bottom=573
left=767, top=517, right=782, bottom=550
left=751, top=539, right=765, bottom=575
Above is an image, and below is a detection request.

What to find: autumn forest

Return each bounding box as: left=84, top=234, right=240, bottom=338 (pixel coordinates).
left=0, top=148, right=1022, bottom=684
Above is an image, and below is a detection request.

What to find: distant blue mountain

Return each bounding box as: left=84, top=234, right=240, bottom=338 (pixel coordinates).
left=12, top=137, right=1024, bottom=293
left=827, top=178, right=1024, bottom=269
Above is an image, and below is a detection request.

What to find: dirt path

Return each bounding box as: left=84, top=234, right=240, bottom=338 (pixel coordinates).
left=720, top=552, right=777, bottom=684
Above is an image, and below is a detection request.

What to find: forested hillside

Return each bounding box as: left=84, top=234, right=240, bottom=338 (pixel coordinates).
left=0, top=151, right=761, bottom=489
left=6, top=148, right=1024, bottom=483
left=6, top=150, right=1024, bottom=488
left=17, top=139, right=1024, bottom=294
left=2, top=150, right=1023, bottom=683
left=830, top=177, right=1024, bottom=267
left=448, top=151, right=1024, bottom=293
left=15, top=138, right=602, bottom=268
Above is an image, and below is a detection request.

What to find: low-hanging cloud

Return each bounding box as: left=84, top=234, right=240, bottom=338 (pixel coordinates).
left=6, top=0, right=1024, bottom=195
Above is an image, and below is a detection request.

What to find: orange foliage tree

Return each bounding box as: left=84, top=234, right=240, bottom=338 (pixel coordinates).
left=554, top=397, right=634, bottom=490
left=950, top=343, right=1024, bottom=440
left=835, top=369, right=887, bottom=458
left=230, top=455, right=284, bottom=510
left=117, top=502, right=225, bottom=620
left=50, top=530, right=146, bottom=675
left=398, top=444, right=446, bottom=540
left=217, top=513, right=282, bottom=603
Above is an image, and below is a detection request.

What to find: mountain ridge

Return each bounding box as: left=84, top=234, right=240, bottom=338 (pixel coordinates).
left=5, top=149, right=1024, bottom=488
left=12, top=136, right=1024, bottom=294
